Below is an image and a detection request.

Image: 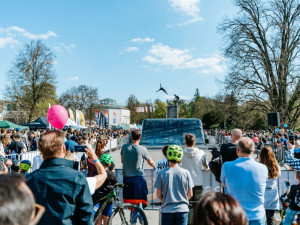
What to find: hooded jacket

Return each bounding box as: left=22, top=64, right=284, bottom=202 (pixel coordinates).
left=182, top=147, right=209, bottom=186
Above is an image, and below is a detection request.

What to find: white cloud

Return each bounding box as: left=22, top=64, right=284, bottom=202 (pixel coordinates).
left=143, top=43, right=226, bottom=74
left=0, top=26, right=57, bottom=39
left=54, top=43, right=76, bottom=52
left=0, top=37, right=20, bottom=48
left=131, top=37, right=155, bottom=43
left=168, top=0, right=203, bottom=26
left=67, top=76, right=79, bottom=81
left=143, top=43, right=192, bottom=68
left=124, top=47, right=139, bottom=52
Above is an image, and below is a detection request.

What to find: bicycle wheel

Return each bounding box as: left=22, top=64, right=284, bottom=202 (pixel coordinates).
left=108, top=203, right=148, bottom=225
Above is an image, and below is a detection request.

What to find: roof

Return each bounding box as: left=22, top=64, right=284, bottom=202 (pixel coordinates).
left=0, top=120, right=29, bottom=129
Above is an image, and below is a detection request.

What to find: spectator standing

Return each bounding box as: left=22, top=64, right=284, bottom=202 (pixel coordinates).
left=259, top=146, right=280, bottom=225
left=182, top=134, right=209, bottom=199
left=121, top=129, right=156, bottom=224
left=28, top=132, right=38, bottom=151
left=283, top=171, right=300, bottom=225
left=156, top=145, right=169, bottom=173
left=7, top=133, right=27, bottom=154
left=220, top=129, right=243, bottom=163
left=221, top=137, right=268, bottom=225
left=26, top=130, right=94, bottom=225
left=155, top=145, right=194, bottom=225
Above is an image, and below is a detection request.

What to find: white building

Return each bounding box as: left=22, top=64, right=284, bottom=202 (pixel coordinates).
left=100, top=98, right=130, bottom=128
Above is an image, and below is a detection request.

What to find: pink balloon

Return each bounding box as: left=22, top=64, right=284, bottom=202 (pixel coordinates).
left=47, top=105, right=68, bottom=129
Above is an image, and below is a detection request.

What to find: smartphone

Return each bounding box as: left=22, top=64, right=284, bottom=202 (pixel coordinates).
left=74, top=145, right=86, bottom=152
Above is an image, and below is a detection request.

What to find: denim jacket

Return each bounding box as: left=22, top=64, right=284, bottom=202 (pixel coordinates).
left=26, top=158, right=93, bottom=225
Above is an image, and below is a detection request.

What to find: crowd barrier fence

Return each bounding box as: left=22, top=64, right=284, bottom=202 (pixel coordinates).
left=115, top=169, right=297, bottom=210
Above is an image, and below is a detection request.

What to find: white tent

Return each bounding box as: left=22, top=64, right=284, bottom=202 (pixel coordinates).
left=65, top=118, right=76, bottom=126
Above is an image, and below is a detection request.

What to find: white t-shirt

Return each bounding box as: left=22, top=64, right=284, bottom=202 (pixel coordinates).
left=32, top=155, right=44, bottom=171
left=86, top=177, right=97, bottom=195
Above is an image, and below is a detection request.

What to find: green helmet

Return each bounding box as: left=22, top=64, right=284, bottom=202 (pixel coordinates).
left=19, top=160, right=31, bottom=171
left=166, top=145, right=183, bottom=162
left=100, top=154, right=114, bottom=165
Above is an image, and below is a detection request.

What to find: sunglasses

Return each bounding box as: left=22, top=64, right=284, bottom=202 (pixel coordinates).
left=30, top=204, right=45, bottom=225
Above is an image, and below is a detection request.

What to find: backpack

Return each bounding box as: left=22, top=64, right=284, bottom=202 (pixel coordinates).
left=209, top=154, right=223, bottom=183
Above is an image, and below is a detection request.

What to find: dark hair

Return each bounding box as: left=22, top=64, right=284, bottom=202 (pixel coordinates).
left=193, top=191, right=247, bottom=225
left=0, top=174, right=35, bottom=225
left=162, top=145, right=169, bottom=157
left=131, top=130, right=141, bottom=141
left=185, top=134, right=196, bottom=146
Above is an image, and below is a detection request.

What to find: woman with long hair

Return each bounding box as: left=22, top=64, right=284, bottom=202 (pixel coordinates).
left=87, top=139, right=106, bottom=177
left=259, top=146, right=280, bottom=225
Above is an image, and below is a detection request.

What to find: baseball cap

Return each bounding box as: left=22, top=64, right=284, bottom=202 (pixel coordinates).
left=16, top=128, right=21, bottom=132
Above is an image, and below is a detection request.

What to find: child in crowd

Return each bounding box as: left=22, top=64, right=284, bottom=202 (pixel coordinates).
left=154, top=145, right=194, bottom=225
left=93, top=153, right=118, bottom=225
left=19, top=160, right=31, bottom=175
left=156, top=145, right=169, bottom=173
left=283, top=171, right=300, bottom=225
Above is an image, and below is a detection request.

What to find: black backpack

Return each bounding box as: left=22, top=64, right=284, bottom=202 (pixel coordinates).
left=209, top=154, right=223, bottom=183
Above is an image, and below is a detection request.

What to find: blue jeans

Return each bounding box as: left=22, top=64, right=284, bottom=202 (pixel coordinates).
left=161, top=212, right=188, bottom=225
left=249, top=217, right=266, bottom=225
left=130, top=203, right=144, bottom=224
left=283, top=208, right=300, bottom=225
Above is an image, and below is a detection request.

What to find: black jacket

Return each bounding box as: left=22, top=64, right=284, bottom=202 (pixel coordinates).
left=26, top=158, right=93, bottom=225
left=220, top=143, right=238, bottom=163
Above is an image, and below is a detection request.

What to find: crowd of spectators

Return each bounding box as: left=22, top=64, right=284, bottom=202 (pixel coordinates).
left=0, top=126, right=300, bottom=225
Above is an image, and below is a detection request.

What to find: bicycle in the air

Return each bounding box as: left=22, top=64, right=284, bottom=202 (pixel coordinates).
left=93, top=184, right=148, bottom=225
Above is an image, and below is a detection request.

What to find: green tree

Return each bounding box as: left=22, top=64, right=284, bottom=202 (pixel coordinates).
left=154, top=100, right=167, bottom=118
left=202, top=110, right=224, bottom=129
left=193, top=88, right=202, bottom=102
left=6, top=40, right=56, bottom=122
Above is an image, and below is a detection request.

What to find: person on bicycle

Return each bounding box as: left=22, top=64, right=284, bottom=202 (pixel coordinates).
left=93, top=153, right=118, bottom=225
left=154, top=145, right=194, bottom=225
left=283, top=171, right=300, bottom=225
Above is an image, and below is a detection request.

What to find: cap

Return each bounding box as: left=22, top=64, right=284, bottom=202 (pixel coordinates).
left=16, top=128, right=21, bottom=132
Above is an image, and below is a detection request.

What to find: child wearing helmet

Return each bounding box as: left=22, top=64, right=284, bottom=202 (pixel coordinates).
left=154, top=145, right=194, bottom=225
left=19, top=160, right=31, bottom=175
left=93, top=153, right=118, bottom=225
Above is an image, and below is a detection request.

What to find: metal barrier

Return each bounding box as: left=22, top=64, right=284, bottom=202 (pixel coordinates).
left=5, top=153, right=20, bottom=161
left=104, top=137, right=129, bottom=152
left=115, top=169, right=297, bottom=209
left=216, top=136, right=229, bottom=145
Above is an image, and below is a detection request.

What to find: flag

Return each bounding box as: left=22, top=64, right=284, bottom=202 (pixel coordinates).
left=78, top=110, right=85, bottom=127
left=76, top=110, right=80, bottom=130
left=69, top=109, right=75, bottom=122
left=145, top=106, right=148, bottom=113
left=136, top=107, right=145, bottom=113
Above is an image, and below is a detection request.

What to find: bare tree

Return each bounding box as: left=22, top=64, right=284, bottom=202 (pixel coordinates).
left=58, top=85, right=99, bottom=124
left=5, top=40, right=56, bottom=122
left=219, top=0, right=300, bottom=127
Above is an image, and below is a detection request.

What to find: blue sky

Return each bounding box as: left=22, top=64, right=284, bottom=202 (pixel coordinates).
left=0, top=0, right=236, bottom=105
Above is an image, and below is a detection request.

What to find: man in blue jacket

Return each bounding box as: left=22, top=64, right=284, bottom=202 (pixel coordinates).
left=26, top=130, right=93, bottom=225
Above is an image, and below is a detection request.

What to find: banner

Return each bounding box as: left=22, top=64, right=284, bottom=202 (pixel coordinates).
left=75, top=110, right=80, bottom=130
left=78, top=110, right=85, bottom=127
left=69, top=109, right=75, bottom=122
